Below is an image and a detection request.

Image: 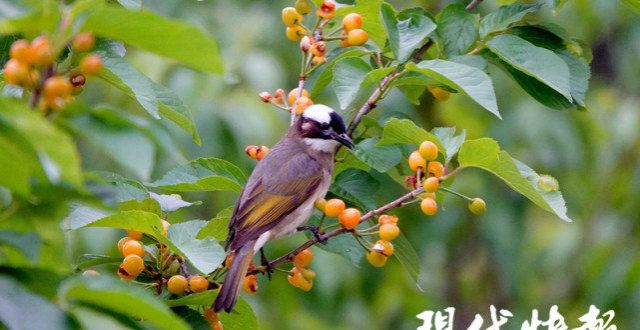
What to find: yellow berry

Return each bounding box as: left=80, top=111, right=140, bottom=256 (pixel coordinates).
left=288, top=87, right=309, bottom=105
left=72, top=32, right=95, bottom=52
left=119, top=254, right=144, bottom=278
left=347, top=28, right=368, bottom=46
left=324, top=198, right=345, bottom=217
left=294, top=96, right=313, bottom=114
left=189, top=275, right=209, bottom=293
left=423, top=177, right=439, bottom=193
left=117, top=237, right=133, bottom=255
left=3, top=59, right=29, bottom=85
left=286, top=25, right=306, bottom=41
left=31, top=36, right=55, bottom=66
left=379, top=223, right=399, bottom=241
left=408, top=151, right=426, bottom=172
left=314, top=198, right=327, bottom=212
left=420, top=198, right=438, bottom=216
left=468, top=198, right=486, bottom=215
left=167, top=275, right=188, bottom=295
left=121, top=240, right=144, bottom=258
left=255, top=146, right=269, bottom=160
left=419, top=141, right=438, bottom=161
left=43, top=76, right=72, bottom=98
left=282, top=7, right=303, bottom=27
left=427, top=161, right=445, bottom=178
left=316, top=0, right=336, bottom=19
left=342, top=13, right=362, bottom=31
left=366, top=251, right=387, bottom=267
left=295, top=0, right=312, bottom=15
left=372, top=240, right=394, bottom=257
left=9, top=39, right=32, bottom=64
left=79, top=54, right=103, bottom=75
left=377, top=214, right=398, bottom=225
left=127, top=230, right=143, bottom=240
left=301, top=268, right=316, bottom=281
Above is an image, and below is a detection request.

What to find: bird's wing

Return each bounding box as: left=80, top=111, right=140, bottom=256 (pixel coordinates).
left=227, top=152, right=324, bottom=250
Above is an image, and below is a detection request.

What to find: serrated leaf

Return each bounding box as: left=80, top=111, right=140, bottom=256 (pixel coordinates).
left=458, top=138, right=571, bottom=222
left=332, top=57, right=371, bottom=109
left=382, top=4, right=437, bottom=62
left=197, top=206, right=233, bottom=241
left=149, top=158, right=246, bottom=192
left=167, top=220, right=225, bottom=273
left=479, top=3, right=542, bottom=37
left=329, top=169, right=380, bottom=210
left=351, top=138, right=402, bottom=172
left=378, top=118, right=444, bottom=152
left=437, top=4, right=479, bottom=58
left=431, top=127, right=466, bottom=163
left=406, top=60, right=500, bottom=118
left=334, top=0, right=386, bottom=48
left=149, top=192, right=198, bottom=212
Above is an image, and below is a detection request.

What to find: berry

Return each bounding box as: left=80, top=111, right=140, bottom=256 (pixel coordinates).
left=161, top=219, right=170, bottom=236
left=295, top=0, right=312, bottom=15
left=418, top=192, right=436, bottom=200
left=69, top=73, right=86, bottom=87
left=312, top=56, right=327, bottom=64
left=224, top=254, right=234, bottom=268
left=119, top=254, right=144, bottom=278
left=310, top=41, right=326, bottom=57
left=189, top=275, right=209, bottom=293
left=286, top=25, right=306, bottom=41
left=127, top=229, right=143, bottom=240
left=366, top=251, right=387, bottom=267
left=255, top=146, right=269, bottom=160
left=427, top=161, right=445, bottom=178
left=287, top=87, right=309, bottom=106
left=242, top=275, right=258, bottom=294
left=294, top=249, right=313, bottom=267
left=245, top=145, right=259, bottom=159
left=9, top=39, right=32, bottom=64
left=167, top=275, right=188, bottom=295
left=468, top=198, right=486, bottom=215
left=420, top=198, right=438, bottom=216
left=316, top=0, right=336, bottom=19
left=372, top=240, right=394, bottom=257
left=121, top=240, right=144, bottom=258
left=72, top=32, right=95, bottom=52
left=259, top=91, right=272, bottom=102
left=3, top=59, right=29, bottom=85
left=79, top=54, right=103, bottom=75
left=339, top=208, right=360, bottom=229
left=82, top=269, right=100, bottom=276
left=117, top=237, right=133, bottom=254
left=324, top=198, right=345, bottom=217
left=342, top=13, right=362, bottom=31
left=347, top=29, right=368, bottom=46
left=423, top=177, right=439, bottom=193
left=419, top=141, right=438, bottom=161
left=282, top=7, right=302, bottom=27
left=301, top=268, right=316, bottom=281
left=378, top=214, right=398, bottom=225
left=379, top=223, right=399, bottom=241
left=204, top=309, right=223, bottom=330
left=314, top=198, right=327, bottom=212
left=297, top=276, right=313, bottom=291
left=287, top=267, right=303, bottom=287
left=31, top=36, right=55, bottom=66
left=408, top=151, right=426, bottom=172
left=273, top=88, right=285, bottom=104
left=43, top=76, right=72, bottom=98
left=339, top=38, right=350, bottom=48
left=294, top=96, right=313, bottom=114
left=428, top=85, right=451, bottom=101
left=300, top=36, right=311, bottom=53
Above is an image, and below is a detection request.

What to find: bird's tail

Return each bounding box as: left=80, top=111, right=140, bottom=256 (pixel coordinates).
left=213, top=241, right=255, bottom=313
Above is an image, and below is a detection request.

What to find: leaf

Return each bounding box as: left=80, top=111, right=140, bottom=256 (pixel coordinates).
left=116, top=0, right=141, bottom=9
left=351, top=138, right=402, bottom=172
left=457, top=138, right=571, bottom=222
left=197, top=206, right=234, bottom=241
left=437, top=4, right=479, bottom=58
left=361, top=66, right=397, bottom=89
left=381, top=4, right=437, bottom=62
left=90, top=171, right=150, bottom=202
left=149, top=192, right=198, bottom=212
left=392, top=233, right=424, bottom=291
left=308, top=48, right=369, bottom=98
left=149, top=158, right=246, bottom=192
left=59, top=276, right=189, bottom=330
left=119, top=197, right=162, bottom=216
left=557, top=50, right=590, bottom=108
left=165, top=292, right=257, bottom=330
left=431, top=127, right=466, bottom=163
left=406, top=60, right=501, bottom=118
left=332, top=57, right=372, bottom=109
left=0, top=2, right=60, bottom=35
left=0, top=134, right=31, bottom=196
left=165, top=290, right=217, bottom=307
left=82, top=6, right=222, bottom=73
left=0, top=230, right=41, bottom=262
left=620, top=0, right=640, bottom=13
left=0, top=276, right=68, bottom=330
left=306, top=215, right=364, bottom=266
left=166, top=220, right=226, bottom=274
left=74, top=254, right=123, bottom=271
left=479, top=3, right=542, bottom=37
left=378, top=118, right=444, bottom=151
left=334, top=0, right=386, bottom=48
left=70, top=306, right=131, bottom=330
left=329, top=169, right=380, bottom=210
left=486, top=34, right=572, bottom=101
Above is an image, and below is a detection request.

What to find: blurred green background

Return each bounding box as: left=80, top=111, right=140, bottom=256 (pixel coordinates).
left=54, top=0, right=640, bottom=329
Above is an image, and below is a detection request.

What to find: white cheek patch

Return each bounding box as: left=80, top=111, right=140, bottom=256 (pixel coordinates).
left=302, top=104, right=334, bottom=124
left=303, top=138, right=339, bottom=153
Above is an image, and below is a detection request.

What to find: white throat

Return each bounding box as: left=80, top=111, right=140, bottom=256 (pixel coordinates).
left=303, top=138, right=339, bottom=153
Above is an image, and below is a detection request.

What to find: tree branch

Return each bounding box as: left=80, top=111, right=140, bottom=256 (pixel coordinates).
left=465, top=0, right=483, bottom=11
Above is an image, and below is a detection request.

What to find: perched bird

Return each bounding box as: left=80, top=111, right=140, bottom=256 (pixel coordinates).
left=213, top=104, right=354, bottom=313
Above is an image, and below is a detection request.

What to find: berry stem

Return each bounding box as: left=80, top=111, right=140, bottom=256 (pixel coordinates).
left=465, top=0, right=484, bottom=11
left=439, top=186, right=473, bottom=201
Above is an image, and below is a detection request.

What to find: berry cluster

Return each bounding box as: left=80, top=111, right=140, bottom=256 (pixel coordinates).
left=367, top=215, right=399, bottom=267
left=245, top=145, right=269, bottom=161
left=259, top=87, right=314, bottom=115
left=315, top=198, right=361, bottom=230
left=3, top=32, right=103, bottom=111
left=287, top=249, right=316, bottom=291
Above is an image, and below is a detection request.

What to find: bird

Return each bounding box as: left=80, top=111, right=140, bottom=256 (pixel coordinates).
left=213, top=104, right=354, bottom=313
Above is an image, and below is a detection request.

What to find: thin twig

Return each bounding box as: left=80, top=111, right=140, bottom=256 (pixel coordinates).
left=465, top=0, right=483, bottom=11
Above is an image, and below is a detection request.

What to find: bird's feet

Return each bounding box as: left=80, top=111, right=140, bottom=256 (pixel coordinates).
left=297, top=225, right=328, bottom=244
left=260, top=248, right=274, bottom=280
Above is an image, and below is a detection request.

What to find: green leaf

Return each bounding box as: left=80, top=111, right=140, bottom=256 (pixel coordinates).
left=479, top=3, right=542, bottom=37
left=378, top=118, right=444, bottom=151
left=332, top=57, right=371, bottom=109
left=89, top=171, right=150, bottom=202
left=308, top=48, right=369, bottom=98
left=166, top=220, right=225, bottom=274
left=59, top=276, right=190, bottom=330
left=486, top=34, right=572, bottom=101
left=306, top=215, right=364, bottom=266
left=116, top=0, right=141, bottom=9
left=70, top=306, right=132, bottom=330
left=437, top=4, right=479, bottom=58
left=620, top=0, right=640, bottom=13
left=361, top=66, right=397, bottom=89
left=406, top=60, right=501, bottom=118
left=119, top=197, right=162, bottom=216
left=74, top=254, right=123, bottom=271
left=351, top=138, right=402, bottom=172
left=557, top=51, right=590, bottom=108
left=457, top=138, right=571, bottom=222
left=149, top=158, right=246, bottom=192
left=0, top=2, right=60, bottom=35
left=431, top=127, right=466, bottom=163
left=0, top=134, right=31, bottom=196
left=498, top=60, right=573, bottom=109
left=82, top=6, right=222, bottom=73
left=165, top=291, right=257, bottom=330
left=0, top=276, right=68, bottom=329
left=392, top=233, right=424, bottom=291
left=149, top=192, right=199, bottom=212
left=165, top=290, right=217, bottom=307
left=197, top=206, right=234, bottom=241
left=381, top=4, right=437, bottom=62
left=335, top=0, right=386, bottom=48
left=0, top=230, right=41, bottom=262
left=329, top=169, right=380, bottom=210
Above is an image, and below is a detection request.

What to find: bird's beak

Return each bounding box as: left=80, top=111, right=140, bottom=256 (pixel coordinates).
left=331, top=132, right=355, bottom=149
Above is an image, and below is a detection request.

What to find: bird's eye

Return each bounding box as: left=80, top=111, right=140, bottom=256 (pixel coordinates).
left=320, top=122, right=330, bottom=129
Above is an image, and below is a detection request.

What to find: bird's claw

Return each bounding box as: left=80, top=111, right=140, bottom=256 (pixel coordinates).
left=260, top=248, right=274, bottom=280
left=297, top=225, right=328, bottom=245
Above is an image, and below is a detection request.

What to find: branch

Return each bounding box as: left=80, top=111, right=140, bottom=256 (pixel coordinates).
left=465, top=0, right=483, bottom=11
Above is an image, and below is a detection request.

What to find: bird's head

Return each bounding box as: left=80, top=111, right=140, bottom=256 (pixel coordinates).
left=297, top=104, right=354, bottom=152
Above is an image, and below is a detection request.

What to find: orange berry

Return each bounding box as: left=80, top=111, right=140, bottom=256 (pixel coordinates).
left=379, top=223, right=400, bottom=241
left=347, top=28, right=368, bottom=46
left=314, top=198, right=327, bottom=212
left=245, top=145, right=259, bottom=159
left=418, top=192, right=436, bottom=199
left=468, top=198, right=486, bottom=215
left=9, top=39, right=32, bottom=64
left=428, top=85, right=451, bottom=101
left=31, top=36, right=55, bottom=66
left=423, top=177, right=440, bottom=193
left=121, top=240, right=144, bottom=258
left=294, top=96, right=313, bottom=114
left=161, top=219, right=170, bottom=236
left=3, top=59, right=29, bottom=85
left=119, top=254, right=144, bottom=278
left=297, top=276, right=313, bottom=291
left=126, top=229, right=143, bottom=240
left=286, top=25, right=306, bottom=41
left=316, top=0, right=336, bottom=19
left=420, top=198, right=438, bottom=216
left=204, top=309, right=223, bottom=330
left=408, top=151, right=426, bottom=172
left=242, top=274, right=258, bottom=294
left=287, top=87, right=310, bottom=105
left=117, top=269, right=134, bottom=281
left=43, top=76, right=72, bottom=98
left=167, top=275, right=188, bottom=295
left=282, top=7, right=302, bottom=27
left=427, top=161, right=445, bottom=178
left=255, top=146, right=269, bottom=160
left=324, top=198, right=345, bottom=217
left=273, top=88, right=285, bottom=104
left=287, top=267, right=303, bottom=287
left=224, top=254, right=234, bottom=268
left=82, top=269, right=100, bottom=276
left=378, top=215, right=398, bottom=225
left=117, top=237, right=133, bottom=255
left=294, top=249, right=313, bottom=268
left=342, top=13, right=362, bottom=31
left=339, top=38, right=350, bottom=48
left=419, top=141, right=438, bottom=161
left=72, top=32, right=95, bottom=52
left=312, top=56, right=327, bottom=65
left=189, top=275, right=209, bottom=293
left=79, top=54, right=103, bottom=75
left=338, top=208, right=360, bottom=229
left=366, top=251, right=387, bottom=267
left=310, top=41, right=326, bottom=57
left=69, top=72, right=86, bottom=87
left=372, top=240, right=394, bottom=257
left=295, top=0, right=312, bottom=15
